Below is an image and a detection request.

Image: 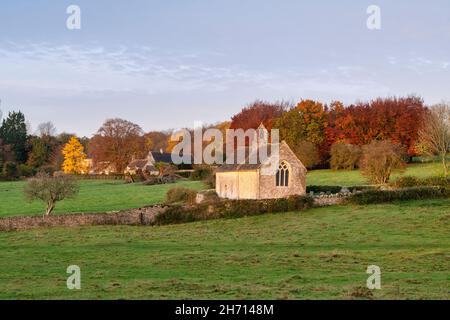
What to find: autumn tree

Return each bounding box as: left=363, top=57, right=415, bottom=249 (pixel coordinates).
left=325, top=96, right=425, bottom=158
left=292, top=140, right=320, bottom=168
left=145, top=131, right=169, bottom=153
left=62, top=136, right=87, bottom=174
left=89, top=118, right=146, bottom=173
left=24, top=172, right=79, bottom=216
left=27, top=137, right=49, bottom=168
left=296, top=100, right=328, bottom=145
left=230, top=100, right=290, bottom=131
left=417, top=103, right=450, bottom=176
left=360, top=140, right=406, bottom=184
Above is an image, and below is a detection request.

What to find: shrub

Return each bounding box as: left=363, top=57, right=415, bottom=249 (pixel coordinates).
left=422, top=176, right=450, bottom=187
left=38, top=164, right=57, bottom=175
left=18, top=164, right=36, bottom=177
left=166, top=187, right=198, bottom=204
left=347, top=187, right=449, bottom=205
left=2, top=161, right=19, bottom=180
left=190, top=165, right=215, bottom=188
left=190, top=166, right=213, bottom=181
left=392, top=176, right=421, bottom=188
left=203, top=171, right=216, bottom=188
left=330, top=142, right=362, bottom=170
left=392, top=176, right=450, bottom=188
left=360, top=140, right=406, bottom=184
left=154, top=195, right=314, bottom=226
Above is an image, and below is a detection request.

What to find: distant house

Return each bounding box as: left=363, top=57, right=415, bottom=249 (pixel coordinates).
left=125, top=150, right=173, bottom=176
left=81, top=159, right=116, bottom=175
left=215, top=125, right=307, bottom=200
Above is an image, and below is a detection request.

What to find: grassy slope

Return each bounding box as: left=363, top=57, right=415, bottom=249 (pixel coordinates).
left=0, top=180, right=205, bottom=217
left=307, top=162, right=443, bottom=186
left=0, top=199, right=448, bottom=300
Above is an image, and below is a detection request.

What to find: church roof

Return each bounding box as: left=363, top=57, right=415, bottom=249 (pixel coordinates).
left=216, top=144, right=277, bottom=172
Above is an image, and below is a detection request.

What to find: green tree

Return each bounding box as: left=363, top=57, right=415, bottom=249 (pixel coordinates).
left=0, top=111, right=28, bottom=163
left=27, top=137, right=49, bottom=168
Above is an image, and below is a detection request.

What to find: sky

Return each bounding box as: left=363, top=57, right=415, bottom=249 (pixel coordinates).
left=0, top=0, right=450, bottom=137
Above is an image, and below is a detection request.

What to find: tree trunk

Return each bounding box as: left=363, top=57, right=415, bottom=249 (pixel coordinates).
left=442, top=154, right=448, bottom=177
left=45, top=201, right=55, bottom=216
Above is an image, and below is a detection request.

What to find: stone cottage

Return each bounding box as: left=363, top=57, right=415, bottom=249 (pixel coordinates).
left=124, top=150, right=173, bottom=176
left=215, top=140, right=307, bottom=200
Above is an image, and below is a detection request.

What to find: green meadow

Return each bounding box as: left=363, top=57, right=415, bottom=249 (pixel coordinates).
left=0, top=162, right=448, bottom=299
left=0, top=180, right=204, bottom=217
left=0, top=199, right=448, bottom=299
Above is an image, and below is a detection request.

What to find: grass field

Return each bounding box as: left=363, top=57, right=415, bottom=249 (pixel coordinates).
left=0, top=162, right=443, bottom=218
left=0, top=180, right=205, bottom=217
left=307, top=162, right=443, bottom=186
left=0, top=199, right=448, bottom=299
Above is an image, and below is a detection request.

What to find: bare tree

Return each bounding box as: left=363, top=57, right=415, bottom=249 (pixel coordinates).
left=418, top=103, right=450, bottom=176
left=24, top=172, right=79, bottom=217
left=37, top=121, right=57, bottom=137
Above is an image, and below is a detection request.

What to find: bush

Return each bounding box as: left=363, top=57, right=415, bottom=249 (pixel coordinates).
left=18, top=164, right=36, bottom=177
left=166, top=187, right=198, bottom=204
left=392, top=176, right=421, bottom=188
left=360, top=140, right=406, bottom=184
left=190, top=165, right=215, bottom=188
left=38, top=165, right=57, bottom=175
left=347, top=187, right=449, bottom=205
left=392, top=176, right=450, bottom=188
left=154, top=195, right=314, bottom=226
left=190, top=166, right=213, bottom=181
left=422, top=176, right=450, bottom=187
left=2, top=161, right=19, bottom=180
left=330, top=143, right=362, bottom=170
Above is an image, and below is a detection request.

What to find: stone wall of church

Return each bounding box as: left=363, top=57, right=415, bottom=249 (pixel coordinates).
left=258, top=143, right=307, bottom=199
left=216, top=171, right=259, bottom=199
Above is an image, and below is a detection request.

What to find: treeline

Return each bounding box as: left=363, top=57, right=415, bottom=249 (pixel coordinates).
left=229, top=96, right=426, bottom=168
left=0, top=111, right=89, bottom=179
left=1, top=95, right=448, bottom=180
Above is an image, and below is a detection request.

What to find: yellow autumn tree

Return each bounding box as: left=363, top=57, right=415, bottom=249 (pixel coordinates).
left=62, top=137, right=87, bottom=174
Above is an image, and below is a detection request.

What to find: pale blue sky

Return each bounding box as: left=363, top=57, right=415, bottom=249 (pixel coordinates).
left=1, top=0, right=450, bottom=136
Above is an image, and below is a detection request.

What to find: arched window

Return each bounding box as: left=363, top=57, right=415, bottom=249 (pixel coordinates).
left=276, top=161, right=289, bottom=187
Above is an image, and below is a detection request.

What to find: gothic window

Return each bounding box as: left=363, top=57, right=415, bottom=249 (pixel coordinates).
left=276, top=161, right=290, bottom=187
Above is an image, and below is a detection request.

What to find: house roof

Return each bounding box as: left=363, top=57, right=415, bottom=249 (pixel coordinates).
left=151, top=151, right=173, bottom=164
left=127, top=159, right=148, bottom=169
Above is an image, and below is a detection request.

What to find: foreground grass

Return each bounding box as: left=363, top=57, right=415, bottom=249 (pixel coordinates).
left=0, top=180, right=205, bottom=217
left=0, top=199, right=448, bottom=299
left=307, top=162, right=443, bottom=186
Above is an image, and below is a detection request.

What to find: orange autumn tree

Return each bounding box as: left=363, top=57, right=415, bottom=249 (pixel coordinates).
left=296, top=99, right=328, bottom=145
left=62, top=136, right=87, bottom=174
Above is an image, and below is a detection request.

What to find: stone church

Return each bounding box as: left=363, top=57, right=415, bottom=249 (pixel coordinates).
left=215, top=126, right=307, bottom=200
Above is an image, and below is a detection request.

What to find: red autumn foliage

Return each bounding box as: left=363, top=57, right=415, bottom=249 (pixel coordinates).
left=325, top=96, right=426, bottom=157
left=230, top=100, right=290, bottom=131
